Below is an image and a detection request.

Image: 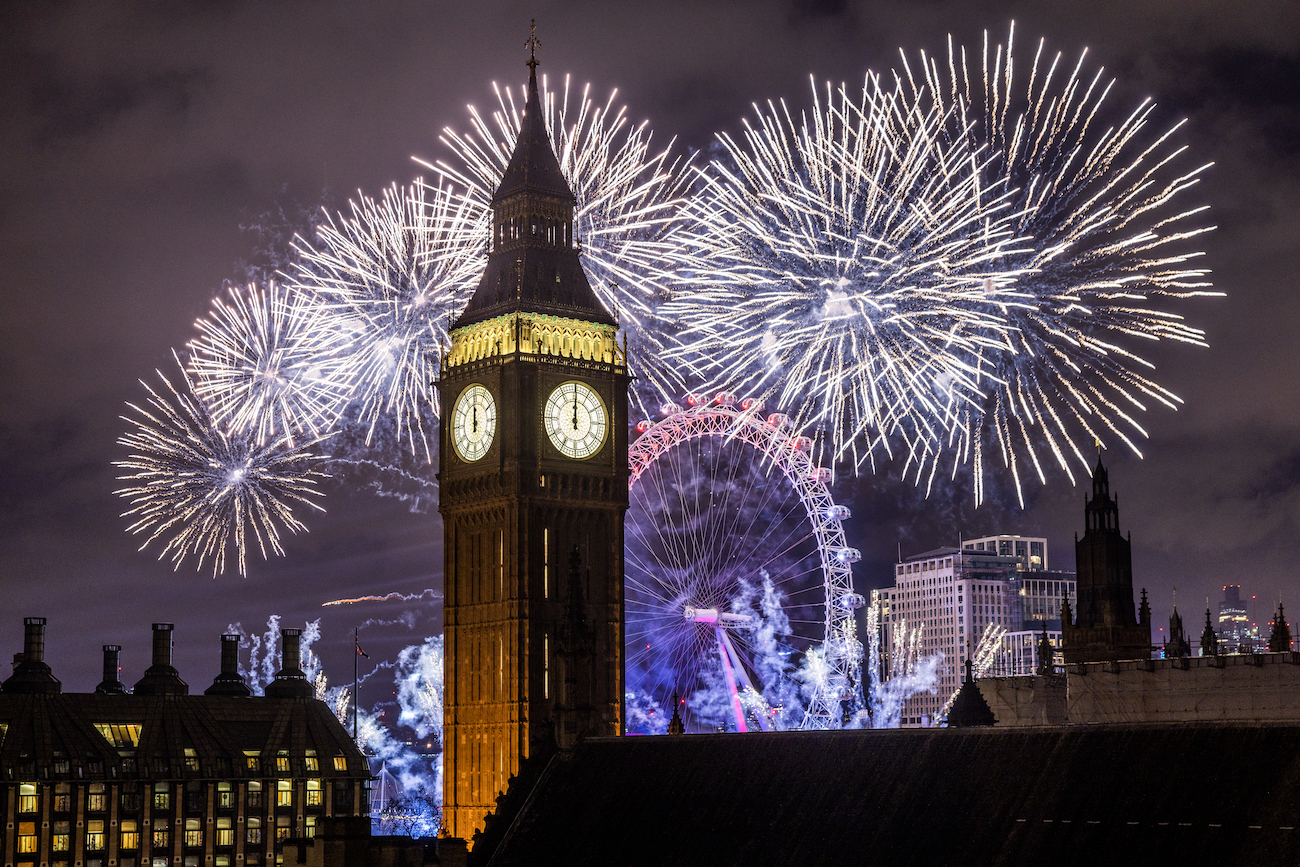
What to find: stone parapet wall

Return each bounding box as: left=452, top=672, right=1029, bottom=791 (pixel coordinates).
left=980, top=652, right=1300, bottom=726
left=1067, top=652, right=1300, bottom=724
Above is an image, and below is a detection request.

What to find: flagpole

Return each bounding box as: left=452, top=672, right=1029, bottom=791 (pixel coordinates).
left=353, top=626, right=359, bottom=741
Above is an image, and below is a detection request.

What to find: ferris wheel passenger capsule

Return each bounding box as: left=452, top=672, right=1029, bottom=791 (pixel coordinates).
left=766, top=413, right=790, bottom=430
left=713, top=392, right=737, bottom=406
left=659, top=403, right=682, bottom=416
left=685, top=393, right=705, bottom=407
left=825, top=505, right=851, bottom=521
left=839, top=592, right=866, bottom=610
left=808, top=467, right=831, bottom=482
left=635, top=420, right=654, bottom=433
left=790, top=436, right=812, bottom=451
left=740, top=397, right=764, bottom=412
left=832, top=547, right=862, bottom=564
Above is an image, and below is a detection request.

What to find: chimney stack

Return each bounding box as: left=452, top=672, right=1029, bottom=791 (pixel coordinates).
left=264, top=628, right=314, bottom=698
left=133, top=623, right=188, bottom=696
left=96, top=645, right=126, bottom=694
left=3, top=617, right=61, bottom=694
left=205, top=634, right=252, bottom=697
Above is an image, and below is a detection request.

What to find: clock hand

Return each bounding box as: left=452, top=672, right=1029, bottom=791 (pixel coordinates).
left=572, top=385, right=579, bottom=430
left=472, top=403, right=478, bottom=433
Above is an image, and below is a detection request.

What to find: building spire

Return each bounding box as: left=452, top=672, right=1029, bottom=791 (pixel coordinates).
left=525, top=19, right=541, bottom=71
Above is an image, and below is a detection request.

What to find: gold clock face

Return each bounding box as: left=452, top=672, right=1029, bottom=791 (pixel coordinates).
left=544, top=381, right=607, bottom=459
left=451, top=384, right=496, bottom=462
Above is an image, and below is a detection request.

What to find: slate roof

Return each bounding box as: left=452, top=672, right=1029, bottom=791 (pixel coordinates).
left=492, top=66, right=574, bottom=206
left=0, top=692, right=368, bottom=780
left=485, top=724, right=1300, bottom=867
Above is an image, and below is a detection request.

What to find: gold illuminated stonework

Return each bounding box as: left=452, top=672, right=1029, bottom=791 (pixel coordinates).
left=442, top=313, right=626, bottom=374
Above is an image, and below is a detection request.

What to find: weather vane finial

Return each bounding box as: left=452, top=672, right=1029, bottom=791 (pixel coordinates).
left=525, top=19, right=540, bottom=71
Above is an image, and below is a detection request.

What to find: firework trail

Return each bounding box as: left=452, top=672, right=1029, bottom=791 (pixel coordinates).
left=291, top=178, right=486, bottom=463
left=667, top=73, right=1025, bottom=479
left=430, top=74, right=695, bottom=414
left=114, top=354, right=328, bottom=577
left=323, top=590, right=442, bottom=606
left=187, top=281, right=353, bottom=446
left=899, top=24, right=1218, bottom=503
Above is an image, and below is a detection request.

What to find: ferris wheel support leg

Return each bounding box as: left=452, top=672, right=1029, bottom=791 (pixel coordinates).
left=715, top=628, right=749, bottom=733
left=719, top=627, right=771, bottom=733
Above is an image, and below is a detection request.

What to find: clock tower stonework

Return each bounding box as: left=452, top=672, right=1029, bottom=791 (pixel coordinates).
left=437, top=53, right=629, bottom=840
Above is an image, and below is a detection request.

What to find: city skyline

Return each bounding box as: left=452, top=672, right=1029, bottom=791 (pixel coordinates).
left=1, top=2, right=1298, bottom=704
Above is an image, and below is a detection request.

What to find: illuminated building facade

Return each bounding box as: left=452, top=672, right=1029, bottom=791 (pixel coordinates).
left=876, top=539, right=1079, bottom=724
left=437, top=53, right=629, bottom=839
left=0, top=620, right=370, bottom=867
left=876, top=548, right=1021, bottom=725
left=962, top=534, right=1049, bottom=571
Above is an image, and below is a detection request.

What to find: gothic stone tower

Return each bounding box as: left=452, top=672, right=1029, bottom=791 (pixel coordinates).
left=1061, top=458, right=1152, bottom=663
left=437, top=52, right=629, bottom=840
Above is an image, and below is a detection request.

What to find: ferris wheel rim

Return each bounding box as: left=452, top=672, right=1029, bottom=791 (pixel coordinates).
left=625, top=392, right=863, bottom=729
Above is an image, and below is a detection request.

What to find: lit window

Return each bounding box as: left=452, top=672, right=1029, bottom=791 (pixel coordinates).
left=86, top=819, right=106, bottom=850
left=275, top=753, right=290, bottom=774
left=246, top=817, right=262, bottom=845
left=306, top=779, right=322, bottom=807
left=184, top=749, right=200, bottom=772
left=53, top=820, right=71, bottom=851
left=18, top=821, right=38, bottom=853
left=216, top=817, right=234, bottom=847
left=18, top=782, right=37, bottom=813
left=275, top=816, right=292, bottom=842
left=88, top=781, right=107, bottom=812
left=94, top=723, right=142, bottom=748
left=153, top=819, right=170, bottom=849
left=276, top=780, right=293, bottom=807
left=184, top=818, right=202, bottom=848
left=333, top=756, right=348, bottom=772
left=120, top=820, right=140, bottom=850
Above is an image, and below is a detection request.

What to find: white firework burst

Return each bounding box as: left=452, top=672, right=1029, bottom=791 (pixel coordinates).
left=291, top=178, right=486, bottom=462
left=668, top=74, right=1027, bottom=479
left=114, top=354, right=328, bottom=577
left=187, top=281, right=352, bottom=447
left=900, top=24, right=1218, bottom=503
left=430, top=74, right=695, bottom=413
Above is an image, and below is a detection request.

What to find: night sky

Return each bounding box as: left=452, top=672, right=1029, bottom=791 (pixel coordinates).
left=2, top=1, right=1298, bottom=714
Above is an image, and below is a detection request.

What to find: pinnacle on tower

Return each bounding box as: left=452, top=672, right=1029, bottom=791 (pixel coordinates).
left=452, top=22, right=614, bottom=329
left=1269, top=603, right=1292, bottom=653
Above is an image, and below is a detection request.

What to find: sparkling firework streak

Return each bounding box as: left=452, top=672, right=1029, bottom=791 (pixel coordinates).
left=187, top=281, right=352, bottom=446
left=898, top=24, right=1218, bottom=503
left=291, top=178, right=486, bottom=462
left=429, top=75, right=695, bottom=413
left=667, top=74, right=1027, bottom=478
left=114, top=355, right=328, bottom=577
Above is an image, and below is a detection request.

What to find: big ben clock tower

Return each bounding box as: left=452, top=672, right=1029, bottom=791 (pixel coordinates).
left=437, top=35, right=630, bottom=840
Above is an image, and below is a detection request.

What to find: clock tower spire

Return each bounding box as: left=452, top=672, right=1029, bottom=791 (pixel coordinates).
left=438, top=28, right=629, bottom=843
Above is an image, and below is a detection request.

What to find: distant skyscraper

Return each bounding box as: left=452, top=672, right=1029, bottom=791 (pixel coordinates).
left=1216, top=585, right=1263, bottom=654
